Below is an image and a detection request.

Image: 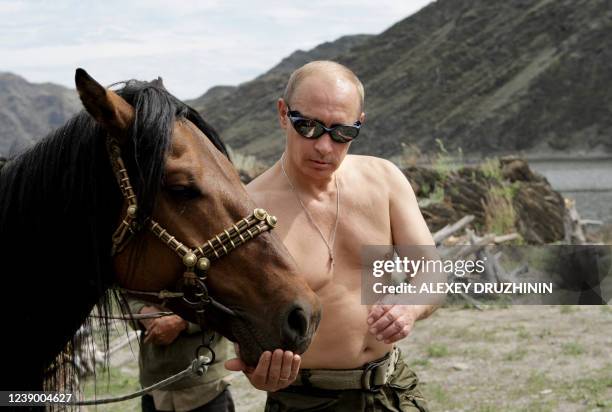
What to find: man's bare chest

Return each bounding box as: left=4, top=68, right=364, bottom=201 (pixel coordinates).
left=271, top=193, right=393, bottom=291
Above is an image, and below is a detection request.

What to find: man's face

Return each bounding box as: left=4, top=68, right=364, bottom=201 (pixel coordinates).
left=278, top=73, right=365, bottom=181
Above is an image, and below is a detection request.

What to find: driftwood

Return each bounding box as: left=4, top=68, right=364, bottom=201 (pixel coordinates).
left=436, top=209, right=608, bottom=309
left=469, top=230, right=521, bottom=284
left=435, top=215, right=530, bottom=308
left=438, top=228, right=494, bottom=309
left=467, top=229, right=497, bottom=283
left=564, top=198, right=586, bottom=244
left=433, top=215, right=475, bottom=244
left=441, top=234, right=496, bottom=260
left=581, top=219, right=603, bottom=226
left=493, top=233, right=520, bottom=243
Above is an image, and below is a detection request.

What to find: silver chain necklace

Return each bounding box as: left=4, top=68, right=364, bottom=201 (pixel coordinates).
left=280, top=154, right=340, bottom=269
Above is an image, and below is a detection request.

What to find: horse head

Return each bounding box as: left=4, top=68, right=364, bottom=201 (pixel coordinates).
left=75, top=69, right=320, bottom=366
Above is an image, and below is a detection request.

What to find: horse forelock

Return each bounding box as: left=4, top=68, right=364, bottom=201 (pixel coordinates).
left=115, top=80, right=229, bottom=223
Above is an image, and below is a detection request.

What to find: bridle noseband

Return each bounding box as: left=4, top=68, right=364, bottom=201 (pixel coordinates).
left=106, top=136, right=277, bottom=320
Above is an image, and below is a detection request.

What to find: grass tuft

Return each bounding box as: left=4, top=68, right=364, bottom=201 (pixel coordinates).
left=561, top=342, right=585, bottom=356
left=426, top=343, right=450, bottom=358
left=483, top=186, right=517, bottom=235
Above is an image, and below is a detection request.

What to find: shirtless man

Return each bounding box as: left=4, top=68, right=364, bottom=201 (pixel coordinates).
left=227, top=61, right=437, bottom=411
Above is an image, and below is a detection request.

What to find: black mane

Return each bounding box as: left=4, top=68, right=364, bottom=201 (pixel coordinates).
left=0, top=78, right=227, bottom=391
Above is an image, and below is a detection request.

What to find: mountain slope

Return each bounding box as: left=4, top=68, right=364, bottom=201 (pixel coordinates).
left=190, top=0, right=612, bottom=162
left=187, top=34, right=373, bottom=158
left=0, top=73, right=80, bottom=156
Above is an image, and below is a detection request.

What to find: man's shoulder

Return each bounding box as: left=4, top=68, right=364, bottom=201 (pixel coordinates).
left=344, top=155, right=401, bottom=179
left=246, top=164, right=282, bottom=204
left=343, top=155, right=413, bottom=199
left=246, top=171, right=265, bottom=193
left=247, top=165, right=274, bottom=189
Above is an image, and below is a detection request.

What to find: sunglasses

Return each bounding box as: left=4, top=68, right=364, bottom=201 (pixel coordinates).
left=286, top=105, right=361, bottom=143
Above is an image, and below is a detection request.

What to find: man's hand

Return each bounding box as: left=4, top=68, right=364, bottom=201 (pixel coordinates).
left=225, top=345, right=300, bottom=392
left=140, top=306, right=187, bottom=345
left=367, top=304, right=426, bottom=344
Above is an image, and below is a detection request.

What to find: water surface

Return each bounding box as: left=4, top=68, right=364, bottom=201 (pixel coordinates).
left=529, top=158, right=612, bottom=222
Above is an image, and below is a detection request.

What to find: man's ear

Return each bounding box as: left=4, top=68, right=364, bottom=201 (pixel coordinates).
left=359, top=111, right=366, bottom=124
left=75, top=68, right=135, bottom=141
left=277, top=98, right=288, bottom=130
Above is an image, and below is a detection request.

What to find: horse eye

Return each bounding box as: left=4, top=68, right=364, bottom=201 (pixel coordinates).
left=165, top=185, right=201, bottom=200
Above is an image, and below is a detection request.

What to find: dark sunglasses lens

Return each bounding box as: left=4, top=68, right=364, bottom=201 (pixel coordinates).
left=293, top=119, right=324, bottom=139
left=331, top=126, right=359, bottom=143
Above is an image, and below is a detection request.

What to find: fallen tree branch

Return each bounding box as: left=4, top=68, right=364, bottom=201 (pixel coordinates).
left=442, top=233, right=496, bottom=260
left=580, top=219, right=603, bottom=226
left=493, top=233, right=520, bottom=243
left=433, top=215, right=475, bottom=244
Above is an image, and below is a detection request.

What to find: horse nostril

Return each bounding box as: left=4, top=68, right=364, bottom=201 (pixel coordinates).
left=288, top=307, right=308, bottom=337
left=282, top=305, right=310, bottom=348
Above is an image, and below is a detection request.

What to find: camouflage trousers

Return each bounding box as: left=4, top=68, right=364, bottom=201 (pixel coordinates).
left=265, top=349, right=429, bottom=412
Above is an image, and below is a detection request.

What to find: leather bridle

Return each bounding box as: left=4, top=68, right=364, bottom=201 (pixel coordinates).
left=71, top=136, right=277, bottom=406
left=106, top=135, right=277, bottom=357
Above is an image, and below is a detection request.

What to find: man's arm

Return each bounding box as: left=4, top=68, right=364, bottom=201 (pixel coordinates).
left=368, top=160, right=441, bottom=344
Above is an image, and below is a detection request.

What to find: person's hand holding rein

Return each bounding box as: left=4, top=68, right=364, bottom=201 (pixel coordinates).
left=140, top=306, right=188, bottom=346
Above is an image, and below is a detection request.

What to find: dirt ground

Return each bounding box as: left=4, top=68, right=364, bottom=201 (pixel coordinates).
left=81, top=305, right=612, bottom=412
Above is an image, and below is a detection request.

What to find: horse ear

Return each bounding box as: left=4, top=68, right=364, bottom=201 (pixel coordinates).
left=75, top=68, right=134, bottom=140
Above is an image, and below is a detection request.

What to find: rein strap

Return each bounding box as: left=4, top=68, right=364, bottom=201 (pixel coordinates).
left=73, top=356, right=210, bottom=405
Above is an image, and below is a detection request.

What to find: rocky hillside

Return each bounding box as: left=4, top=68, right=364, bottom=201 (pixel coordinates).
left=187, top=34, right=373, bottom=158
left=190, top=0, right=612, bottom=162
left=0, top=72, right=80, bottom=156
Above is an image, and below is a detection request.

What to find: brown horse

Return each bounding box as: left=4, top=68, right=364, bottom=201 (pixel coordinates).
left=0, top=69, right=320, bottom=393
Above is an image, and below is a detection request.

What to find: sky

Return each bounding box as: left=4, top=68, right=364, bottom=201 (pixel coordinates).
left=0, top=0, right=433, bottom=99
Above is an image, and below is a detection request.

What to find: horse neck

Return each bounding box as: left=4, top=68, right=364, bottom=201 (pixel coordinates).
left=0, top=128, right=121, bottom=388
